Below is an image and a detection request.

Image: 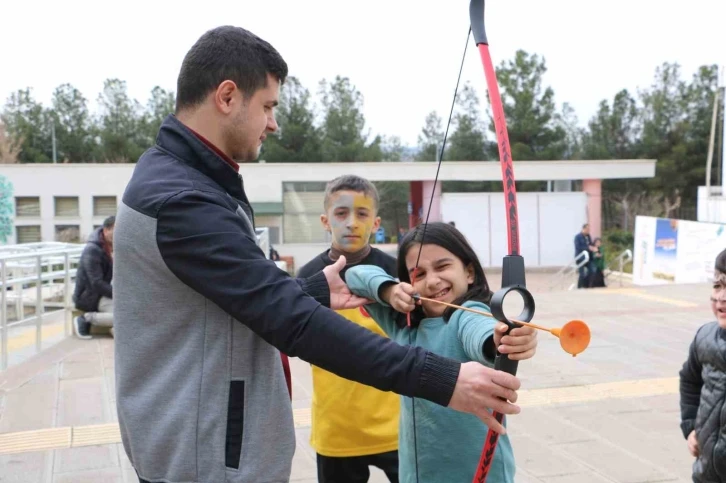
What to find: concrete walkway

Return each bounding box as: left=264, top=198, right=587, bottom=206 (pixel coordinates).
left=0, top=279, right=712, bottom=482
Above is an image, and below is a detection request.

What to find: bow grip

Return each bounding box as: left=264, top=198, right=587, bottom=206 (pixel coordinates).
left=469, top=0, right=488, bottom=45
left=490, top=255, right=535, bottom=375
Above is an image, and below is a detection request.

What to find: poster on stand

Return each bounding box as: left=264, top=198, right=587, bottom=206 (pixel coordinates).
left=633, top=216, right=726, bottom=285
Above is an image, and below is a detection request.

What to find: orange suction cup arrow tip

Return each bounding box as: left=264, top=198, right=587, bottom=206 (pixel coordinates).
left=551, top=320, right=590, bottom=357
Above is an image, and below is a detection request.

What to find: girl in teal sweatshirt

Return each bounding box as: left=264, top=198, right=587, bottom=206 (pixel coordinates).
left=345, top=222, right=538, bottom=482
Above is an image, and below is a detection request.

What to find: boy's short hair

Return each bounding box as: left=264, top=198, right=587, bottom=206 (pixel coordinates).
left=716, top=248, right=726, bottom=274
left=323, top=175, right=379, bottom=212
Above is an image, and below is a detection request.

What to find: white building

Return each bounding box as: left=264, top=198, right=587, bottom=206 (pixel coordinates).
left=0, top=160, right=655, bottom=271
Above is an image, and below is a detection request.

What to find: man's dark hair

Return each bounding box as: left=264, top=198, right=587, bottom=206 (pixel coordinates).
left=323, top=175, right=379, bottom=211
left=582, top=223, right=589, bottom=229
left=103, top=216, right=115, bottom=229
left=176, top=26, right=288, bottom=111
left=716, top=248, right=726, bottom=274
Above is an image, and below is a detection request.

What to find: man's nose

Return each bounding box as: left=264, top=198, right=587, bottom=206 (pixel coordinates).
left=267, top=115, right=278, bottom=133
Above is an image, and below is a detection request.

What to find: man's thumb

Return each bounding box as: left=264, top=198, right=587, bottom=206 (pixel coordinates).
left=333, top=255, right=347, bottom=270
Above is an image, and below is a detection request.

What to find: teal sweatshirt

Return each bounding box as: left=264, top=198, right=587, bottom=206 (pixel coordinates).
left=346, top=265, right=516, bottom=483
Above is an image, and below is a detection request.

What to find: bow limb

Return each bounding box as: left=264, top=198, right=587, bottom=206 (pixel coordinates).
left=469, top=0, right=536, bottom=481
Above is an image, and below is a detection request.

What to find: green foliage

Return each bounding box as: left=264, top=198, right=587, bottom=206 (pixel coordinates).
left=318, top=76, right=381, bottom=162
left=260, top=76, right=322, bottom=162
left=1, top=81, right=176, bottom=164
left=50, top=84, right=94, bottom=162
left=446, top=82, right=487, bottom=161
left=487, top=50, right=568, bottom=161
left=1, top=88, right=53, bottom=163
left=601, top=229, right=635, bottom=273
left=416, top=111, right=443, bottom=161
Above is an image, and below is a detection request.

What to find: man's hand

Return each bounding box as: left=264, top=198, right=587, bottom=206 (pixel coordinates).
left=322, top=256, right=372, bottom=310
left=448, top=361, right=521, bottom=434
left=687, top=429, right=699, bottom=457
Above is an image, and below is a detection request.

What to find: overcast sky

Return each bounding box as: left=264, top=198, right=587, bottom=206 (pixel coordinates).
left=1, top=0, right=724, bottom=147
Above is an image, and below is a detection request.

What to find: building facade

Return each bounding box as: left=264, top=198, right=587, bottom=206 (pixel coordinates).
left=0, top=160, right=655, bottom=269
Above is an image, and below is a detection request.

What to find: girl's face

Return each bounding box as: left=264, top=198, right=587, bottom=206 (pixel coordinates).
left=711, top=272, right=726, bottom=329
left=404, top=243, right=474, bottom=318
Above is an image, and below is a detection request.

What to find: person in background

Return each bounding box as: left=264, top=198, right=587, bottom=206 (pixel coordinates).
left=589, top=238, right=606, bottom=288
left=375, top=225, right=386, bottom=244
left=73, top=215, right=115, bottom=339
left=574, top=223, right=595, bottom=289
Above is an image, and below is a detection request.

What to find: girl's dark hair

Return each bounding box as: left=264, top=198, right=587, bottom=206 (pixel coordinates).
left=716, top=248, right=726, bottom=274
left=396, top=222, right=492, bottom=327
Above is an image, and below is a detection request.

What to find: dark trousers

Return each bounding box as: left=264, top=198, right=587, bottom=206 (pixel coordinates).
left=578, top=261, right=594, bottom=288
left=317, top=450, right=399, bottom=483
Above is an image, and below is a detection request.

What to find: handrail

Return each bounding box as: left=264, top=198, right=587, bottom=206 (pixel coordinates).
left=0, top=245, right=84, bottom=262
left=549, top=250, right=590, bottom=290
left=1, top=244, right=84, bottom=371
left=604, top=248, right=633, bottom=286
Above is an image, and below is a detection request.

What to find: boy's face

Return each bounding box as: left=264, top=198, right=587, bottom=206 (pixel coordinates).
left=321, top=190, right=381, bottom=253
left=711, top=272, right=726, bottom=328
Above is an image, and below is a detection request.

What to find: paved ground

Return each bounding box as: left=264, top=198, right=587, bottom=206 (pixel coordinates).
left=0, top=275, right=711, bottom=482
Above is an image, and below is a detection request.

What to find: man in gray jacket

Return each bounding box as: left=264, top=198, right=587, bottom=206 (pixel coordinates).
left=114, top=25, right=523, bottom=483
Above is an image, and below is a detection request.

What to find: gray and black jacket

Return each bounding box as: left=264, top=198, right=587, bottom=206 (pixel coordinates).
left=114, top=115, right=461, bottom=483
left=679, top=321, right=726, bottom=482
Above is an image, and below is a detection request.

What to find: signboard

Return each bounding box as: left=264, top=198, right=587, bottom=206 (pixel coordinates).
left=633, top=215, right=726, bottom=285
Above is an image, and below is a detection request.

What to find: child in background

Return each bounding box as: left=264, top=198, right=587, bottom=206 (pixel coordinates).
left=297, top=175, right=400, bottom=482
left=345, top=222, right=538, bottom=482
left=679, top=247, right=726, bottom=482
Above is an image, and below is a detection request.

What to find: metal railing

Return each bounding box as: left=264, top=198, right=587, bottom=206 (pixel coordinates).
left=549, top=250, right=590, bottom=291
left=1, top=243, right=84, bottom=370
left=604, top=249, right=633, bottom=286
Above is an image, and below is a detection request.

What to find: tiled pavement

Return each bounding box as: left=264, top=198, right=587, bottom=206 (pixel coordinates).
left=0, top=275, right=713, bottom=482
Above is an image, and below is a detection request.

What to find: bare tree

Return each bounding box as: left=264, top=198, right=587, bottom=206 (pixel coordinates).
left=0, top=122, right=21, bottom=164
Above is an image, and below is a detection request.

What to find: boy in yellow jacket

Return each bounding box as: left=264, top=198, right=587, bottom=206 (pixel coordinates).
left=297, top=175, right=400, bottom=482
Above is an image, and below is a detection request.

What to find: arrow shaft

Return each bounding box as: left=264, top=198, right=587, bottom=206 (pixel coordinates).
left=415, top=296, right=552, bottom=333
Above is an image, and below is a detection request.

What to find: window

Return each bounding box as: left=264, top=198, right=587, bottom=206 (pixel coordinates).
left=54, top=197, right=79, bottom=217
left=282, top=183, right=327, bottom=243
left=16, top=225, right=41, bottom=243
left=93, top=196, right=117, bottom=217
left=55, top=225, right=80, bottom=243
left=15, top=197, right=40, bottom=217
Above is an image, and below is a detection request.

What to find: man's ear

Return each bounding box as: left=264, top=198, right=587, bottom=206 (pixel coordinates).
left=214, top=80, right=239, bottom=114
